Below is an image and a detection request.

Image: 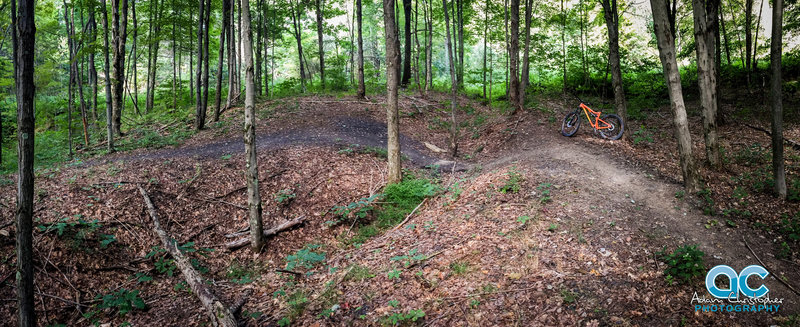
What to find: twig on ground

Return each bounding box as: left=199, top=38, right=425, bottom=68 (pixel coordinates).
left=743, top=236, right=800, bottom=296
left=275, top=269, right=302, bottom=277
left=392, top=198, right=428, bottom=231
left=187, top=195, right=247, bottom=210
left=225, top=215, right=307, bottom=250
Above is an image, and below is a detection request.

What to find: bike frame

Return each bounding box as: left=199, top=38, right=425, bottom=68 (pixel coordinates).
left=577, top=103, right=613, bottom=130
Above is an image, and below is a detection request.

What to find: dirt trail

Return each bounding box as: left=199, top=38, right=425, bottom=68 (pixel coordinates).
left=486, top=124, right=800, bottom=315
left=89, top=116, right=465, bottom=171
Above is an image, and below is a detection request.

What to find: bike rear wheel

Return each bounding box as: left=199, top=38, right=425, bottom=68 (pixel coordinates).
left=561, top=111, right=581, bottom=137
left=598, top=114, right=624, bottom=140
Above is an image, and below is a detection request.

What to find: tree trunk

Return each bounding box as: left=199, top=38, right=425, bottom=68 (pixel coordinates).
left=508, top=0, right=520, bottom=111
left=443, top=0, right=459, bottom=156
left=242, top=0, right=265, bottom=251
left=316, top=0, right=325, bottom=89
left=504, top=0, right=508, bottom=98
left=227, top=0, right=236, bottom=106
left=195, top=0, right=206, bottom=129
left=202, top=0, right=211, bottom=119
left=215, top=0, right=230, bottom=121
left=13, top=0, right=36, bottom=324
left=356, top=0, right=365, bottom=98
left=89, top=4, right=99, bottom=123
left=146, top=0, right=163, bottom=113
left=383, top=0, right=402, bottom=184
left=752, top=0, right=764, bottom=72
left=719, top=7, right=731, bottom=66
left=400, top=0, right=412, bottom=86
left=482, top=0, right=488, bottom=99
left=255, top=0, right=263, bottom=95
left=425, top=0, right=432, bottom=93
left=413, top=0, right=421, bottom=91
left=291, top=1, right=307, bottom=92
left=651, top=0, right=701, bottom=193
left=172, top=0, right=177, bottom=110
left=692, top=0, right=720, bottom=168
left=601, top=0, right=628, bottom=133
left=520, top=0, right=533, bottom=107
left=102, top=0, right=115, bottom=152
left=111, top=0, right=129, bottom=137
left=770, top=0, right=786, bottom=198
left=456, top=0, right=464, bottom=90
left=560, top=0, right=566, bottom=96
left=745, top=0, right=752, bottom=87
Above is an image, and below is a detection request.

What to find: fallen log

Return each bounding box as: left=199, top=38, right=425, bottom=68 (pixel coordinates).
left=138, top=186, right=239, bottom=327
left=225, top=215, right=306, bottom=250
left=744, top=123, right=800, bottom=151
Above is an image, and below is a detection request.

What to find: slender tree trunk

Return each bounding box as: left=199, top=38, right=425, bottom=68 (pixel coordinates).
left=520, top=0, right=533, bottom=107
left=651, top=0, right=701, bottom=193
left=356, top=0, right=365, bottom=98
left=770, top=0, right=786, bottom=198
left=489, top=46, right=493, bottom=104
left=172, top=0, right=177, bottom=110
left=400, top=0, right=412, bottom=86
left=383, top=0, right=402, bottom=184
left=456, top=0, right=464, bottom=89
left=579, top=0, right=587, bottom=86
left=504, top=0, right=508, bottom=98
left=111, top=0, right=129, bottom=137
left=291, top=1, right=307, bottom=92
left=316, top=0, right=325, bottom=89
left=692, top=0, right=720, bottom=167
left=255, top=0, right=263, bottom=95
left=202, top=0, right=211, bottom=117
left=227, top=0, right=236, bottom=106
left=13, top=0, right=36, bottom=324
left=189, top=8, right=194, bottom=99
left=482, top=0, right=488, bottom=99
left=89, top=4, right=99, bottom=123
left=413, top=0, right=421, bottom=91
left=146, top=0, right=163, bottom=113
left=240, top=0, right=265, bottom=251
left=601, top=0, right=627, bottom=131
left=752, top=0, right=764, bottom=72
left=720, top=8, right=731, bottom=66
left=215, top=0, right=230, bottom=121
left=745, top=0, right=753, bottom=87
left=443, top=0, right=459, bottom=156
left=425, top=0, right=432, bottom=93
left=131, top=0, right=139, bottom=115
left=195, top=0, right=206, bottom=129
left=508, top=0, right=520, bottom=111
left=103, top=0, right=115, bottom=151
left=561, top=0, right=566, bottom=96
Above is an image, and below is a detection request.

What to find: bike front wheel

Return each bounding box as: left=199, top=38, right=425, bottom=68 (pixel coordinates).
left=598, top=114, right=624, bottom=140
left=561, top=111, right=581, bottom=137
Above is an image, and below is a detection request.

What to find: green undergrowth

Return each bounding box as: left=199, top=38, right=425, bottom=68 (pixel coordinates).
left=340, top=173, right=438, bottom=246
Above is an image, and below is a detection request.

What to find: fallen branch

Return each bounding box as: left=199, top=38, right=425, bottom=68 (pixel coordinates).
left=215, top=169, right=288, bottom=199
left=298, top=100, right=379, bottom=105
left=138, top=186, right=239, bottom=327
left=225, top=215, right=307, bottom=250
left=744, top=124, right=800, bottom=151
left=743, top=236, right=800, bottom=296
left=391, top=198, right=428, bottom=232
left=228, top=289, right=253, bottom=315
left=275, top=269, right=302, bottom=277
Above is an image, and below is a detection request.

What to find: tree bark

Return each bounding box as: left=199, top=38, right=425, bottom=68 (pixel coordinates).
left=146, top=0, right=163, bottom=114
left=692, top=0, right=720, bottom=168
left=601, top=0, right=628, bottom=134
left=241, top=0, right=265, bottom=251
left=443, top=0, right=459, bottom=156
left=291, top=0, right=307, bottom=92
left=508, top=0, right=520, bottom=111
left=719, top=7, right=731, bottom=66
left=194, top=0, right=206, bottom=129
left=356, top=0, right=365, bottom=98
left=111, top=0, right=129, bottom=137
left=202, top=0, right=211, bottom=119
left=770, top=0, right=786, bottom=198
left=102, top=0, right=115, bottom=152
left=651, top=0, right=701, bottom=193
left=745, top=0, right=753, bottom=88
left=215, top=0, right=230, bottom=121
left=89, top=4, right=99, bottom=123
left=316, top=0, right=325, bottom=89
left=456, top=0, right=464, bottom=90
left=138, top=186, right=239, bottom=326
left=400, top=0, right=412, bottom=86
left=13, top=0, right=36, bottom=324
left=255, top=0, right=263, bottom=95
left=520, top=0, right=533, bottom=106
left=383, top=0, right=402, bottom=184
left=425, top=0, right=432, bottom=93
left=482, top=0, right=488, bottom=99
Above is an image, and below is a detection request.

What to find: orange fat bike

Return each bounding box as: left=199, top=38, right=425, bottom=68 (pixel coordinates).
left=560, top=96, right=624, bottom=140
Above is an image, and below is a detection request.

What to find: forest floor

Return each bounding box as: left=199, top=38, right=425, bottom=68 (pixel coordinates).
left=1, top=91, right=800, bottom=326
